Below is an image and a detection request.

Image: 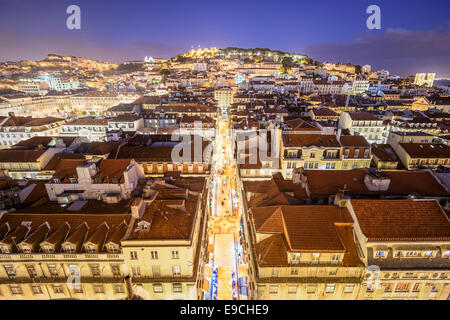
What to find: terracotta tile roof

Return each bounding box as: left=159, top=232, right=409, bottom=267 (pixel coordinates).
left=312, top=108, right=339, bottom=117
left=251, top=205, right=353, bottom=252
left=347, top=112, right=378, bottom=121
left=399, top=143, right=450, bottom=158
left=284, top=118, right=321, bottom=132
left=371, top=144, right=400, bottom=162
left=2, top=116, right=63, bottom=127
left=339, top=135, right=370, bottom=147
left=255, top=234, right=288, bottom=267
left=43, top=153, right=86, bottom=171
left=0, top=149, right=46, bottom=163
left=53, top=159, right=88, bottom=181
left=0, top=200, right=132, bottom=252
left=303, top=169, right=449, bottom=197
left=282, top=134, right=341, bottom=148
left=12, top=136, right=77, bottom=150
left=94, top=159, right=132, bottom=182
left=351, top=199, right=450, bottom=241
left=86, top=141, right=123, bottom=156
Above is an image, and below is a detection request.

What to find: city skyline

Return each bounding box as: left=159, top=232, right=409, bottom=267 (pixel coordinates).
left=1, top=0, right=450, bottom=77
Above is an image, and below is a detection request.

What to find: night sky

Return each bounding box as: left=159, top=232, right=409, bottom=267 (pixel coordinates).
left=1, top=0, right=449, bottom=77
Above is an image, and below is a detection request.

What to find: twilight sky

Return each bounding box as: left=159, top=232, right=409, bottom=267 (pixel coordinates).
left=1, top=0, right=449, bottom=77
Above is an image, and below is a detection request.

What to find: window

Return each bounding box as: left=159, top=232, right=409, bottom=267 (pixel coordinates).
left=42, top=245, right=54, bottom=253
left=375, top=251, right=385, bottom=258
left=291, top=253, right=301, bottom=263
left=173, top=283, right=183, bottom=293
left=0, top=245, right=9, bottom=253
left=344, top=149, right=349, bottom=158
left=114, top=285, right=125, bottom=294
left=395, top=282, right=410, bottom=292
left=89, top=264, right=101, bottom=277
left=4, top=265, right=15, bottom=277
left=130, top=251, right=138, bottom=260
left=288, top=285, right=297, bottom=294
left=26, top=265, right=37, bottom=278
left=65, top=244, right=75, bottom=253
left=268, top=285, right=279, bottom=294
left=331, top=254, right=340, bottom=264
left=344, top=284, right=355, bottom=293
left=329, top=268, right=338, bottom=276
left=310, top=152, right=315, bottom=159
left=108, top=245, right=119, bottom=253
left=271, top=268, right=279, bottom=277
left=290, top=268, right=299, bottom=275
left=31, top=285, right=43, bottom=295
left=412, top=283, right=421, bottom=292
left=9, top=285, right=22, bottom=295
left=171, top=250, right=179, bottom=259
left=311, top=253, right=320, bottom=263
left=306, top=284, right=316, bottom=294
left=48, top=264, right=59, bottom=277
left=384, top=283, right=392, bottom=292
left=53, top=285, right=64, bottom=294
left=93, top=285, right=104, bottom=294
left=152, top=265, right=161, bottom=277
left=173, top=266, right=181, bottom=277
left=153, top=283, right=163, bottom=293
left=74, top=285, right=84, bottom=294
left=326, top=284, right=336, bottom=293
left=111, top=264, right=121, bottom=277
left=132, top=266, right=141, bottom=277
left=150, top=251, right=158, bottom=260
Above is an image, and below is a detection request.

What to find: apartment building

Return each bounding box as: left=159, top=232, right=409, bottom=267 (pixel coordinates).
left=338, top=111, right=385, bottom=144
left=0, top=175, right=207, bottom=300
left=394, top=143, right=450, bottom=170
left=281, top=134, right=343, bottom=178
left=240, top=181, right=365, bottom=299
left=214, top=88, right=234, bottom=109
left=347, top=199, right=450, bottom=300
left=0, top=148, right=63, bottom=179
left=115, top=134, right=213, bottom=175
left=339, top=135, right=372, bottom=170
left=0, top=114, right=65, bottom=148
left=45, top=158, right=145, bottom=202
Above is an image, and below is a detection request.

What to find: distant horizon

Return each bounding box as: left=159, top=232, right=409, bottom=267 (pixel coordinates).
left=1, top=0, right=449, bottom=77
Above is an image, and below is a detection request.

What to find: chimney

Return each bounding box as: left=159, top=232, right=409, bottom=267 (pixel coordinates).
left=124, top=275, right=134, bottom=300
left=337, top=128, right=342, bottom=141
left=364, top=171, right=391, bottom=192
left=131, top=197, right=146, bottom=219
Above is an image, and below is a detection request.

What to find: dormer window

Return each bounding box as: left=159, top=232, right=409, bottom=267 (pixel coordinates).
left=42, top=245, right=54, bottom=253
left=21, top=246, right=31, bottom=254
left=108, top=244, right=119, bottom=253
left=1, top=245, right=9, bottom=254
left=53, top=178, right=61, bottom=184
left=65, top=244, right=75, bottom=253
left=375, top=251, right=386, bottom=258
left=137, top=221, right=151, bottom=232
left=86, top=244, right=96, bottom=253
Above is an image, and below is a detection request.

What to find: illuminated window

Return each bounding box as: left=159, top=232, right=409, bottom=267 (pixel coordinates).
left=325, top=284, right=336, bottom=293
left=344, top=284, right=355, bottom=293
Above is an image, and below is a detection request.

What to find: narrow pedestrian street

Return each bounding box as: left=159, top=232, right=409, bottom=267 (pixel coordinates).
left=203, top=106, right=249, bottom=300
